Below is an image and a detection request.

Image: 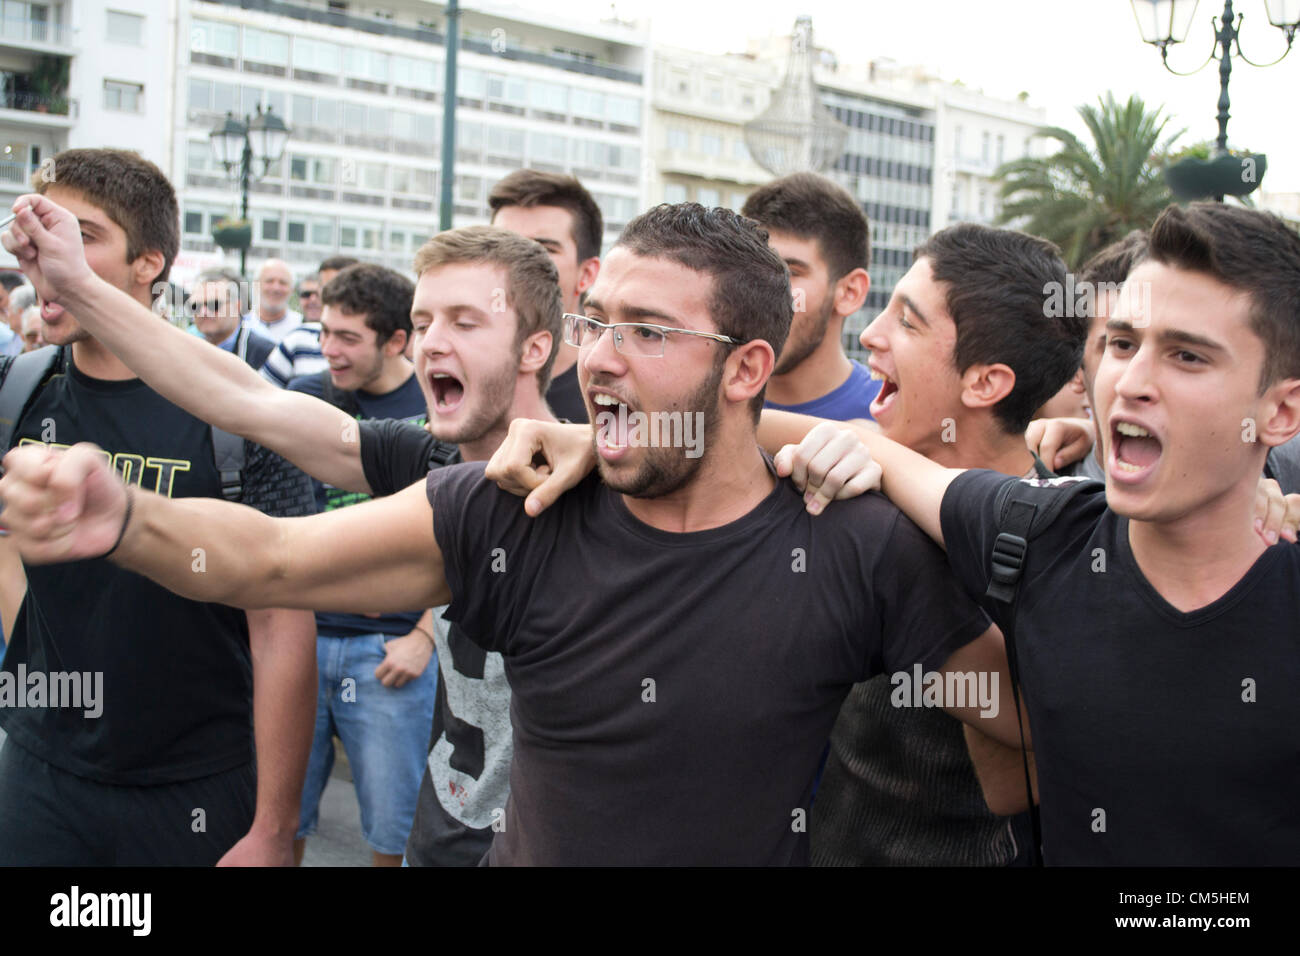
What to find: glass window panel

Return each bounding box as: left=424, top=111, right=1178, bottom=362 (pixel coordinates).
left=311, top=219, right=333, bottom=245
left=212, top=81, right=238, bottom=114
left=287, top=220, right=306, bottom=243
left=316, top=98, right=339, bottom=127
left=191, top=20, right=238, bottom=57
left=244, top=27, right=288, bottom=65
left=189, top=78, right=211, bottom=111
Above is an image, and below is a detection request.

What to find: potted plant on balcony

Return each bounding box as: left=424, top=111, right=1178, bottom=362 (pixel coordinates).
left=29, top=56, right=69, bottom=113
left=212, top=217, right=252, bottom=252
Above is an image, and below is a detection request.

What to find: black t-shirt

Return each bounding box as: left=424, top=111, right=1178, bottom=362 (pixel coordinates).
left=428, top=459, right=991, bottom=865
left=544, top=364, right=587, bottom=424
left=289, top=372, right=428, bottom=637
left=941, top=469, right=1300, bottom=865
left=0, top=352, right=316, bottom=785
left=358, top=419, right=506, bottom=867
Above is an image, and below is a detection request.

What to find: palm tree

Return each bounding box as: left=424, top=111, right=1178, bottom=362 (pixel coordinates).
left=994, top=93, right=1182, bottom=267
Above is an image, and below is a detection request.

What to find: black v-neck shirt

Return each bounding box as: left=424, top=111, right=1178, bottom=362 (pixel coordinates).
left=941, top=469, right=1300, bottom=865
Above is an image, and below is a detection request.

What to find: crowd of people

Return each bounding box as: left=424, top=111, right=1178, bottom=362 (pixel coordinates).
left=0, top=146, right=1296, bottom=867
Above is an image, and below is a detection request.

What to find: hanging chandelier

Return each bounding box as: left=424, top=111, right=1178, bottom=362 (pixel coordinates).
left=743, top=16, right=848, bottom=176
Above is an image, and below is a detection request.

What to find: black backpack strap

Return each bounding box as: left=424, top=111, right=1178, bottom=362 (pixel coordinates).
left=0, top=345, right=63, bottom=454
left=211, top=427, right=245, bottom=501
left=984, top=479, right=1048, bottom=867
left=428, top=439, right=460, bottom=467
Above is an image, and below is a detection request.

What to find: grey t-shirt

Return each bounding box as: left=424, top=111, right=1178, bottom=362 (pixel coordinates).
left=428, top=458, right=992, bottom=865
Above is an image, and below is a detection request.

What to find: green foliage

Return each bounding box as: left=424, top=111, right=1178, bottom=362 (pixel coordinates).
left=994, top=92, right=1183, bottom=268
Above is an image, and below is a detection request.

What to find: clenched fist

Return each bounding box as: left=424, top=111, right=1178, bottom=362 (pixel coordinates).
left=0, top=442, right=130, bottom=564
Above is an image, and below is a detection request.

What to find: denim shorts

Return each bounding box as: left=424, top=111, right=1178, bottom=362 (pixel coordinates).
left=296, top=633, right=438, bottom=856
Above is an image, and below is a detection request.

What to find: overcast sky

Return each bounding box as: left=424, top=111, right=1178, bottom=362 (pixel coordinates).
left=563, top=0, right=1300, bottom=192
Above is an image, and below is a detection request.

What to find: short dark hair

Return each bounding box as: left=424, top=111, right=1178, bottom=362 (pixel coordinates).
left=318, top=255, right=360, bottom=275
left=489, top=169, right=603, bottom=264
left=412, top=226, right=563, bottom=392
left=35, top=148, right=179, bottom=288
left=195, top=267, right=242, bottom=301
left=616, top=203, right=792, bottom=418
left=1078, top=230, right=1148, bottom=288
left=0, top=272, right=26, bottom=293
left=1145, top=202, right=1300, bottom=390
left=321, top=263, right=414, bottom=346
left=915, top=224, right=1082, bottom=435
left=741, top=173, right=869, bottom=283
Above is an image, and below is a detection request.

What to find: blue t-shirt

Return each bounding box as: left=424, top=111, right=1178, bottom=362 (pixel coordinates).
left=764, top=359, right=881, bottom=422
left=288, top=370, right=427, bottom=638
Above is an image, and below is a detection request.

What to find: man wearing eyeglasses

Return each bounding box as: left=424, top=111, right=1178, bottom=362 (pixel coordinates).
left=1, top=201, right=1022, bottom=865
left=189, top=267, right=276, bottom=370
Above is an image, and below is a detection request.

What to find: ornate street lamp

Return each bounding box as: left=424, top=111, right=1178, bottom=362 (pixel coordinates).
left=1131, top=0, right=1299, bottom=199
left=209, top=104, right=290, bottom=276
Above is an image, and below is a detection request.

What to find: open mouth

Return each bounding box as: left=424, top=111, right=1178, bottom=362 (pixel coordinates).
left=428, top=372, right=465, bottom=413
left=40, top=300, right=65, bottom=323
left=869, top=369, right=899, bottom=417
left=591, top=391, right=634, bottom=457
left=1110, top=420, right=1162, bottom=481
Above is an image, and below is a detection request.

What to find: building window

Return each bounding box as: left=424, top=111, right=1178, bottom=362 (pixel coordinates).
left=261, top=217, right=280, bottom=241
left=996, top=134, right=1004, bottom=166
left=106, top=10, right=144, bottom=45
left=104, top=80, right=143, bottom=113
left=183, top=210, right=204, bottom=235
left=666, top=127, right=689, bottom=151
left=699, top=134, right=721, bottom=157
left=664, top=183, right=687, bottom=204
left=981, top=131, right=990, bottom=163
left=697, top=187, right=720, bottom=208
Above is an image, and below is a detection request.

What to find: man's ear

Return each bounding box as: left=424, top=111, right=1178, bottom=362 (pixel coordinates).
left=130, top=250, right=167, bottom=293
left=723, top=339, right=775, bottom=409
left=833, top=267, right=870, bottom=319
left=1257, top=378, right=1300, bottom=449
left=576, top=257, right=600, bottom=298
left=960, top=362, right=1016, bottom=411
left=518, top=328, right=554, bottom=377
left=383, top=328, right=410, bottom=358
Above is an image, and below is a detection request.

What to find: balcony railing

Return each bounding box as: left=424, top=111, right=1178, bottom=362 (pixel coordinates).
left=0, top=91, right=77, bottom=117
left=0, top=16, right=70, bottom=47
left=200, top=0, right=643, bottom=84
left=0, top=157, right=37, bottom=186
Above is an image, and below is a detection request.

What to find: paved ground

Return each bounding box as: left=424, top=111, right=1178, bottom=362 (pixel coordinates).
left=301, top=739, right=373, bottom=867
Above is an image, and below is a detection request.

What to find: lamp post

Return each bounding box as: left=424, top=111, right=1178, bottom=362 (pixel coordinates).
left=209, top=104, right=290, bottom=277
left=1131, top=1, right=1299, bottom=199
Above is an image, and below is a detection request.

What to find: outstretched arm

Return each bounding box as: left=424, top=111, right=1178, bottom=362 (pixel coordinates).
left=1, top=195, right=373, bottom=494
left=761, top=411, right=963, bottom=547
left=0, top=443, right=449, bottom=613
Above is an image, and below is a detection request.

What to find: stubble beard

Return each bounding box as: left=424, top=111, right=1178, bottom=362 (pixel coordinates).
left=596, top=356, right=725, bottom=499
left=430, top=352, right=518, bottom=447
left=773, top=295, right=834, bottom=376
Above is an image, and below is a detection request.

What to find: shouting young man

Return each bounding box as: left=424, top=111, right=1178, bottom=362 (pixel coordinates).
left=2, top=202, right=1020, bottom=865
left=0, top=150, right=317, bottom=866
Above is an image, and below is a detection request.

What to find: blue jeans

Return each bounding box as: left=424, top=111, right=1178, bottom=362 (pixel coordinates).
left=296, top=633, right=438, bottom=856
